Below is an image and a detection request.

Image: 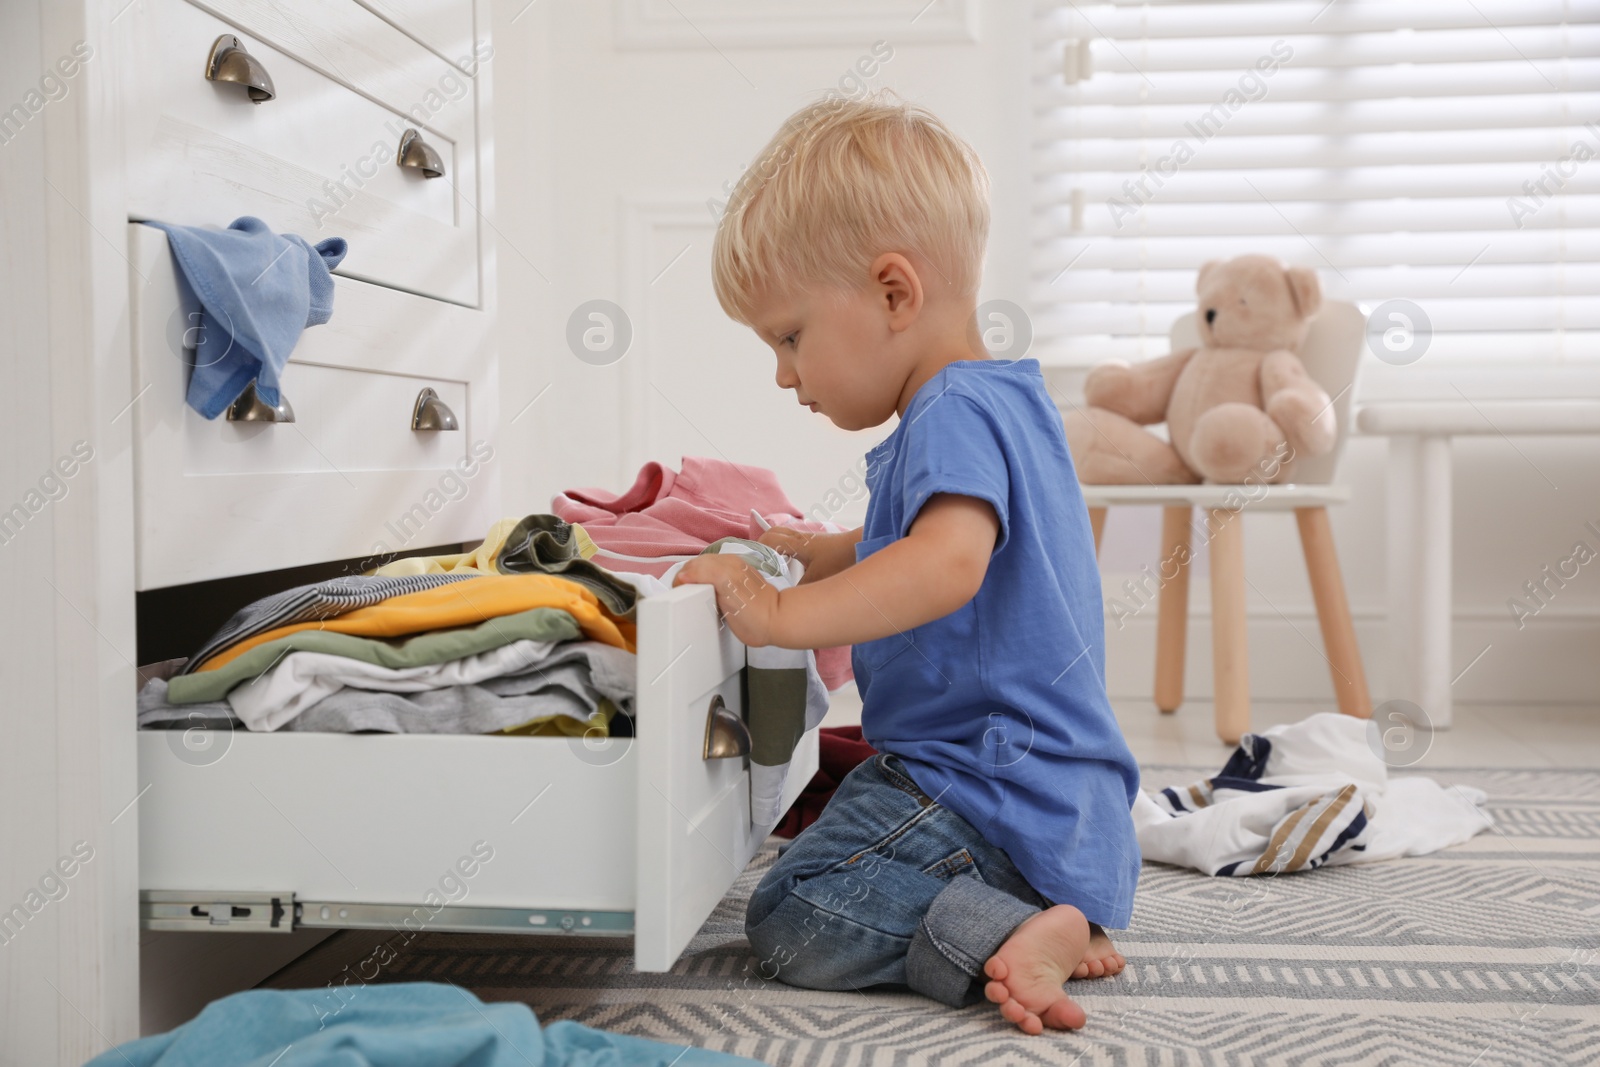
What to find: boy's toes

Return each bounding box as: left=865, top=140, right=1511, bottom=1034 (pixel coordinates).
left=984, top=956, right=1010, bottom=982
left=1040, top=997, right=1087, bottom=1031
left=984, top=980, right=1011, bottom=1005
left=1002, top=1004, right=1042, bottom=1036
left=1070, top=925, right=1125, bottom=982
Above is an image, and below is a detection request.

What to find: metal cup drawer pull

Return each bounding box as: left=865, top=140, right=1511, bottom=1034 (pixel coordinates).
left=225, top=380, right=295, bottom=422
left=204, top=35, right=275, bottom=103
left=397, top=128, right=445, bottom=179
left=411, top=387, right=458, bottom=431
left=702, top=694, right=751, bottom=760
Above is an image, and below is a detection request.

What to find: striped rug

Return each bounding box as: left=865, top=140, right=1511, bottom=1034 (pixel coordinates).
left=266, top=767, right=1600, bottom=1066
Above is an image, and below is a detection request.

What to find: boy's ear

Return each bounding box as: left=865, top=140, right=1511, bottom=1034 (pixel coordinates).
left=872, top=252, right=922, bottom=330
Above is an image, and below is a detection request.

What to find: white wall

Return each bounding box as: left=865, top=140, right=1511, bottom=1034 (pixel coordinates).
left=2, top=3, right=142, bottom=1063
left=491, top=0, right=1600, bottom=717
left=492, top=0, right=1033, bottom=507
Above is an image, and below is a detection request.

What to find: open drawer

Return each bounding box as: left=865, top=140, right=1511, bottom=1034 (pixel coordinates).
left=137, top=583, right=821, bottom=971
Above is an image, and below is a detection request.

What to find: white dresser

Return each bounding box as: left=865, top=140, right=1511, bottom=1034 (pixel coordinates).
left=0, top=1, right=813, bottom=1060
left=122, top=0, right=502, bottom=586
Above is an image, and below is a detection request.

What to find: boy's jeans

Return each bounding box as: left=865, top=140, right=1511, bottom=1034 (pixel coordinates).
left=746, top=752, right=1048, bottom=1007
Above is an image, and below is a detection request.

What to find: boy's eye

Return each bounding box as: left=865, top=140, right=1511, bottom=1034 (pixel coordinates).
left=781, top=332, right=798, bottom=348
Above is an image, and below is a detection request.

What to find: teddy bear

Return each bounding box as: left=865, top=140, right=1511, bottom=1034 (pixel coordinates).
left=1064, top=254, right=1337, bottom=485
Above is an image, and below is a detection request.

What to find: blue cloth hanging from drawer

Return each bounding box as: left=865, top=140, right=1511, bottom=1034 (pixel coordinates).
left=142, top=216, right=348, bottom=420
left=83, top=981, right=765, bottom=1067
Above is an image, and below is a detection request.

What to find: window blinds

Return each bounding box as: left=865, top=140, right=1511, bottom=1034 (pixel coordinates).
left=1031, top=0, right=1597, bottom=367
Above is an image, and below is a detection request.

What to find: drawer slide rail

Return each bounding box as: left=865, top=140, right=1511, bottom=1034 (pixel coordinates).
left=141, top=891, right=290, bottom=932
left=140, top=891, right=634, bottom=937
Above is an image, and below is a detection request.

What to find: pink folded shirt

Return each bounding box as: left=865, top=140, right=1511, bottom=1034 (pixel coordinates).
left=552, top=456, right=854, bottom=690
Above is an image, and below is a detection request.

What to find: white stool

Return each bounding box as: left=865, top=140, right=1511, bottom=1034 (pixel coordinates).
left=1355, top=399, right=1600, bottom=730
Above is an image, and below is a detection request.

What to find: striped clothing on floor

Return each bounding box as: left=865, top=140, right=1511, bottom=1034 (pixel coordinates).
left=1131, top=713, right=1492, bottom=877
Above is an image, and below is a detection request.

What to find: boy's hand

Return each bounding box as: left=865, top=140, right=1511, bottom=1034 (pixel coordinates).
left=671, top=555, right=781, bottom=647
left=673, top=496, right=994, bottom=651
left=757, top=526, right=819, bottom=566
left=758, top=526, right=862, bottom=585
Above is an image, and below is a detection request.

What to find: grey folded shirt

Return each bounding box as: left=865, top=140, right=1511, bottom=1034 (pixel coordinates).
left=138, top=640, right=637, bottom=736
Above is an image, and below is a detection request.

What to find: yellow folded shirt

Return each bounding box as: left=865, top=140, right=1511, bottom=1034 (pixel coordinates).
left=194, top=573, right=636, bottom=674
left=365, top=516, right=520, bottom=577
left=499, top=696, right=617, bottom=738
left=572, top=522, right=598, bottom=559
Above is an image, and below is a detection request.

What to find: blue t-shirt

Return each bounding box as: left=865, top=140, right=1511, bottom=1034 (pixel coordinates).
left=852, top=357, right=1141, bottom=928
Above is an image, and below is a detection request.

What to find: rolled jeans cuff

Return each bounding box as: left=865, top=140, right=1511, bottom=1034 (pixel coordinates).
left=904, top=874, right=1041, bottom=1007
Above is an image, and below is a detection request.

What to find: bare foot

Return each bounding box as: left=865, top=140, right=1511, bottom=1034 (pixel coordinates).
left=1071, top=922, right=1126, bottom=980
left=982, top=905, right=1090, bottom=1035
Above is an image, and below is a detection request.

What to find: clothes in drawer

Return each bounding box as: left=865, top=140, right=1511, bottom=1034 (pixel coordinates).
left=128, top=223, right=499, bottom=590
left=136, top=583, right=821, bottom=972
left=126, top=0, right=482, bottom=306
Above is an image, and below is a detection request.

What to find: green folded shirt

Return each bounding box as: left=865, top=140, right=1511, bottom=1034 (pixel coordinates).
left=165, top=607, right=584, bottom=705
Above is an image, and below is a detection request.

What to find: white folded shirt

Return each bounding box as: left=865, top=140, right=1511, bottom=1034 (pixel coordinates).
left=227, top=638, right=563, bottom=731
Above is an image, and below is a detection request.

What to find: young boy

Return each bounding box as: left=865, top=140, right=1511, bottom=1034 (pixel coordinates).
left=672, top=92, right=1140, bottom=1035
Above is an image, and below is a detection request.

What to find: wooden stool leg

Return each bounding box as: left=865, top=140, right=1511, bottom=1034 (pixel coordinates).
left=1154, top=505, right=1192, bottom=714
left=1088, top=506, right=1107, bottom=557
left=1296, top=507, right=1373, bottom=719
left=1207, top=507, right=1250, bottom=745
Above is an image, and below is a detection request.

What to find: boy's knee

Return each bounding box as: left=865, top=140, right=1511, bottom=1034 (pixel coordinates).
left=746, top=894, right=854, bottom=989
left=746, top=881, right=914, bottom=992
left=744, top=860, right=799, bottom=931
left=746, top=909, right=821, bottom=988
left=745, top=920, right=797, bottom=983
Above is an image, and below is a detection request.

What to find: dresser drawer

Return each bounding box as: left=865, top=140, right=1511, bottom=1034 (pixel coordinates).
left=136, top=584, right=822, bottom=972
left=126, top=0, right=482, bottom=307
left=128, top=224, right=499, bottom=590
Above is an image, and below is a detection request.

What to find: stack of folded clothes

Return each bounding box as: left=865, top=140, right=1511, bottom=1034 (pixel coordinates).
left=137, top=515, right=640, bottom=738
left=137, top=513, right=831, bottom=816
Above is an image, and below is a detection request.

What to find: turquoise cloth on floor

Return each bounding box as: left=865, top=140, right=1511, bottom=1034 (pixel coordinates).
left=84, top=982, right=765, bottom=1067
left=143, top=216, right=348, bottom=420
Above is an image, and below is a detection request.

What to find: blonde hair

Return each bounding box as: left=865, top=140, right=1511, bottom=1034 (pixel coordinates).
left=711, top=91, right=990, bottom=324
